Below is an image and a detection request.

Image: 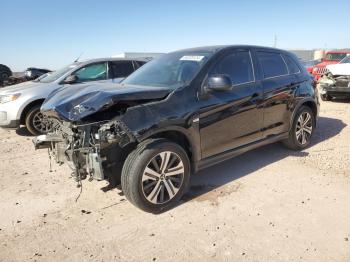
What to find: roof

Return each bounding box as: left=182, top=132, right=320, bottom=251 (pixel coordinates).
left=173, top=45, right=288, bottom=54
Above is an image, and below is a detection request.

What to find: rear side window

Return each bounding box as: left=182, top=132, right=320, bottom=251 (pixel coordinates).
left=110, top=61, right=135, bottom=78
left=257, top=52, right=288, bottom=79
left=211, top=51, right=254, bottom=85
left=283, top=54, right=300, bottom=74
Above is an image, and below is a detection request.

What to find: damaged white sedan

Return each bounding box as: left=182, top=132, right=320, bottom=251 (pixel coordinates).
left=318, top=56, right=350, bottom=101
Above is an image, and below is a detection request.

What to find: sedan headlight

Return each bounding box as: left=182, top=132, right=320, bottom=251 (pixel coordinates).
left=0, top=93, right=21, bottom=104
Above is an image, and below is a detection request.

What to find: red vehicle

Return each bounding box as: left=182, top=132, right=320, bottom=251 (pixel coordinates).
left=312, top=51, right=350, bottom=80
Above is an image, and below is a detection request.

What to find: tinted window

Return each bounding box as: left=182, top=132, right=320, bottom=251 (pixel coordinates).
left=73, top=62, right=107, bottom=82
left=257, top=52, right=288, bottom=79
left=134, top=60, right=146, bottom=69
left=110, top=61, right=135, bottom=78
left=283, top=55, right=300, bottom=74
left=211, top=51, right=254, bottom=85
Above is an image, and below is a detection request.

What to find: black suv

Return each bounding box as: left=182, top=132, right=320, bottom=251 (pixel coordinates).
left=34, top=45, right=319, bottom=213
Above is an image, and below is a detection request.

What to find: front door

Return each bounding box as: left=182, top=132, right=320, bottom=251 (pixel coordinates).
left=199, top=50, right=264, bottom=159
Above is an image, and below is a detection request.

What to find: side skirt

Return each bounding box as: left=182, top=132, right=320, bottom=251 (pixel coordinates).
left=195, top=132, right=289, bottom=172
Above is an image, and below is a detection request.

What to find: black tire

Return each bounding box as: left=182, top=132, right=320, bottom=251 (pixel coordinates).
left=320, top=94, right=331, bottom=101
left=283, top=106, right=316, bottom=150
left=121, top=138, right=190, bottom=213
left=25, top=104, right=44, bottom=135
left=0, top=64, right=12, bottom=83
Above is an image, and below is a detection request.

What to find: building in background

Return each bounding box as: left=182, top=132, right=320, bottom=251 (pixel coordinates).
left=113, top=52, right=164, bottom=60
left=288, top=49, right=350, bottom=61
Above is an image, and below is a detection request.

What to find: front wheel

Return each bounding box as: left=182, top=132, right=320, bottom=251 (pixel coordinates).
left=283, top=106, right=315, bottom=150
left=121, top=139, right=190, bottom=213
left=25, top=104, right=52, bottom=135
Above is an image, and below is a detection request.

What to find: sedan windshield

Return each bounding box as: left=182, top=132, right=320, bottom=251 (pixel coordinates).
left=339, top=56, right=350, bottom=64
left=325, top=53, right=347, bottom=61
left=36, top=63, right=79, bottom=83
left=122, top=51, right=213, bottom=89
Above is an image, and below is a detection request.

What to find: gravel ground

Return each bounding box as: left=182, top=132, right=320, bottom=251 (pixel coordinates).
left=0, top=99, right=349, bottom=262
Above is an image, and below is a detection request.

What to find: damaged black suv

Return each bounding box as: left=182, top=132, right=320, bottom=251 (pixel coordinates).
left=34, top=45, right=319, bottom=213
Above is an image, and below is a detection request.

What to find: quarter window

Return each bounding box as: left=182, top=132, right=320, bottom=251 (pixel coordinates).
left=257, top=52, right=288, bottom=79
left=73, top=62, right=107, bottom=82
left=110, top=61, right=135, bottom=78
left=283, top=55, right=300, bottom=74
left=211, top=51, right=254, bottom=85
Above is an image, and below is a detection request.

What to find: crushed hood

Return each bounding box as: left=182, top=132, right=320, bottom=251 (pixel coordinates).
left=326, top=63, right=350, bottom=76
left=41, top=82, right=173, bottom=121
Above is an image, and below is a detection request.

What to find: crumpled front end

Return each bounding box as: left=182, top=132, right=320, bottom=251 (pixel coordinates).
left=33, top=118, right=136, bottom=182
left=318, top=74, right=350, bottom=97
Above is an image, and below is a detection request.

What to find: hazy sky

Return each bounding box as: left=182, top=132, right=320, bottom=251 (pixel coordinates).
left=1, top=0, right=349, bottom=71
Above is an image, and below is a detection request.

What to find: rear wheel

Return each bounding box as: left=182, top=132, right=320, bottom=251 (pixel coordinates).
left=121, top=139, right=190, bottom=213
left=283, top=106, right=315, bottom=150
left=25, top=104, right=52, bottom=135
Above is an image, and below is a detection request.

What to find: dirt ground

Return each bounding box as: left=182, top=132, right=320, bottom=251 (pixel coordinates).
left=0, top=99, right=349, bottom=262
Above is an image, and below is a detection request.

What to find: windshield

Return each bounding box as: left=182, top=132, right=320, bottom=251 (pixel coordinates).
left=36, top=63, right=79, bottom=83
left=325, top=53, right=347, bottom=61
left=339, top=56, right=350, bottom=64
left=122, top=51, right=213, bottom=89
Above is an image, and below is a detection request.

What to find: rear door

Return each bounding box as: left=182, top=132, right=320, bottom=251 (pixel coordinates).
left=256, top=50, right=296, bottom=137
left=199, top=49, right=264, bottom=158
left=109, top=60, right=136, bottom=83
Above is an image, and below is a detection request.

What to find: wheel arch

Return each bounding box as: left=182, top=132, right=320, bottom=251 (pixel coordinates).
left=20, top=99, right=45, bottom=125
left=290, top=98, right=318, bottom=130
left=138, top=126, right=200, bottom=167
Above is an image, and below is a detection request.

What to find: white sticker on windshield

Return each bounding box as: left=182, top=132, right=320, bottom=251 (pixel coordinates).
left=180, top=55, right=205, bottom=62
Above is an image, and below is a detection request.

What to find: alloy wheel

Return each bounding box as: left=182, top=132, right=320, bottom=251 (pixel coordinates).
left=142, top=151, right=185, bottom=204
left=296, top=112, right=313, bottom=145
left=32, top=111, right=52, bottom=134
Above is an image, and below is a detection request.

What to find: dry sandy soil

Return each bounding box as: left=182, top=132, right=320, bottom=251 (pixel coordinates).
left=0, top=99, right=349, bottom=262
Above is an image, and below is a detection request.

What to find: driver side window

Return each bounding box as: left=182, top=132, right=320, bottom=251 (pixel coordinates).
left=73, top=62, right=107, bottom=83
left=211, top=51, right=254, bottom=85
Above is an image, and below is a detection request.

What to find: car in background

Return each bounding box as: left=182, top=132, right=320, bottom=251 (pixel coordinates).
left=301, top=59, right=321, bottom=74
left=25, top=68, right=52, bottom=80
left=2, top=68, right=52, bottom=87
left=0, top=58, right=147, bottom=135
left=311, top=51, right=350, bottom=80
left=318, top=56, right=350, bottom=101
left=0, top=64, right=12, bottom=86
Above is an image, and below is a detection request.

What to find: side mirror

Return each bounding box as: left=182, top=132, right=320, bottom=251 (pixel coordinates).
left=64, top=75, right=78, bottom=84
left=205, top=74, right=233, bottom=92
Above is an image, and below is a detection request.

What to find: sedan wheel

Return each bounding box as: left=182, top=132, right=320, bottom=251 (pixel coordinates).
left=32, top=111, right=52, bottom=134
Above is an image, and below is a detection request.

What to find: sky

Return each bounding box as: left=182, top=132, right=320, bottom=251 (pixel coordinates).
left=1, top=0, right=350, bottom=71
